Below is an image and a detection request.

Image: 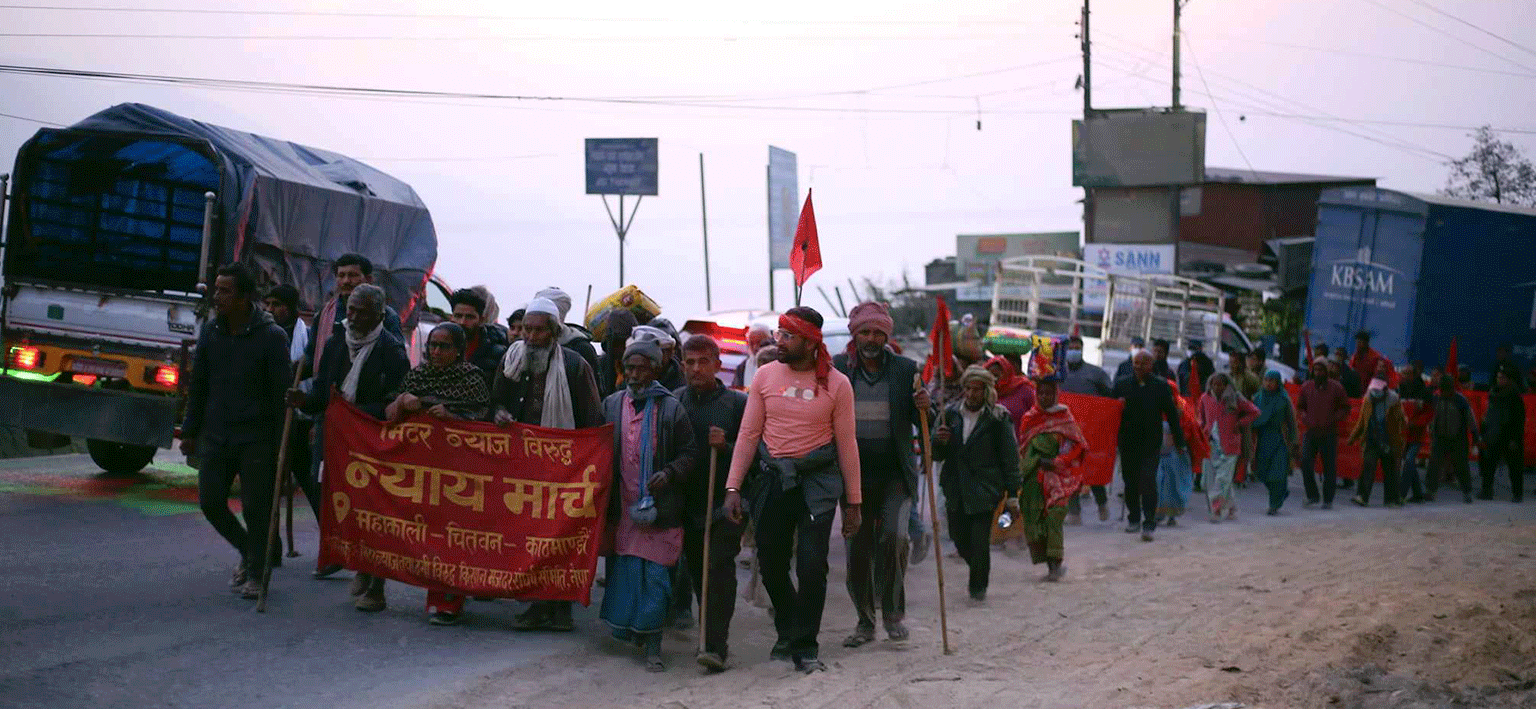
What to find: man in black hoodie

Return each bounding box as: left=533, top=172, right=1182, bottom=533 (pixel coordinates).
left=181, top=264, right=292, bottom=600
left=450, top=288, right=508, bottom=380
left=1480, top=364, right=1526, bottom=503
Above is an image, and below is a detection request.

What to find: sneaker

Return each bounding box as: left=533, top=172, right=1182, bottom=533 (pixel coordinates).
left=354, top=591, right=386, bottom=612
left=794, top=657, right=827, bottom=674
left=313, top=564, right=344, bottom=579
left=696, top=651, right=728, bottom=673
left=769, top=639, right=793, bottom=662
left=240, top=578, right=261, bottom=600
left=1097, top=503, right=1110, bottom=522
left=884, top=620, right=909, bottom=641
left=1124, top=522, right=1140, bottom=534
left=428, top=612, right=462, bottom=626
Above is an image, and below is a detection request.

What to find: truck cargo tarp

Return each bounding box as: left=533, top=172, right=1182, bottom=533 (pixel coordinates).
left=15, top=103, right=436, bottom=324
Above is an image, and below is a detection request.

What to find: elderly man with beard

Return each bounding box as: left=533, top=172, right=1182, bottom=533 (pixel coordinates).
left=598, top=339, right=697, bottom=672
left=492, top=297, right=604, bottom=631
left=722, top=306, right=862, bottom=674
left=932, top=366, right=1021, bottom=601
left=182, top=264, right=292, bottom=600
left=629, top=325, right=686, bottom=391
left=534, top=286, right=601, bottom=374
left=832, top=301, right=930, bottom=648
left=289, top=284, right=411, bottom=603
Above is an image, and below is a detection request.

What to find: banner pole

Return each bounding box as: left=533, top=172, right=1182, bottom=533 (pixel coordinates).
left=916, top=374, right=953, bottom=655
left=257, top=363, right=305, bottom=612
left=697, top=452, right=718, bottom=655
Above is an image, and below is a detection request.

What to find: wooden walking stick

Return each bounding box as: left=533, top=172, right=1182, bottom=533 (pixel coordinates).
left=916, top=376, right=953, bottom=655
left=697, top=451, right=719, bottom=655
left=257, top=363, right=305, bottom=612
left=284, top=468, right=299, bottom=558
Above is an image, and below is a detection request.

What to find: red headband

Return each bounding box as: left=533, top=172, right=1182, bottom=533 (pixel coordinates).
left=778, top=313, right=830, bottom=390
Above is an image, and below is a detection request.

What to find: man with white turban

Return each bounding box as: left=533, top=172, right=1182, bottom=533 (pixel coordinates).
left=493, top=296, right=604, bottom=632
left=535, top=286, right=601, bottom=374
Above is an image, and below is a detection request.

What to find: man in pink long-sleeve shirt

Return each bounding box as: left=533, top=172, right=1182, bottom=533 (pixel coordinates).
left=722, top=307, right=862, bottom=674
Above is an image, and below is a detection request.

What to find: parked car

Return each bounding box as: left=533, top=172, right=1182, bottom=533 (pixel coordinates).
left=680, top=309, right=852, bottom=387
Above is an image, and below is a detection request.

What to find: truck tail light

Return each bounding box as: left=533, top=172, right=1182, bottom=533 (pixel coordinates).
left=72, top=374, right=98, bottom=386
left=154, top=366, right=179, bottom=388
left=11, top=346, right=42, bottom=370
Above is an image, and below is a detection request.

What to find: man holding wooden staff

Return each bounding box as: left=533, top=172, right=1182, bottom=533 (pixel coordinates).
left=673, top=334, right=748, bottom=672
left=181, top=264, right=292, bottom=600
left=722, top=306, right=862, bottom=674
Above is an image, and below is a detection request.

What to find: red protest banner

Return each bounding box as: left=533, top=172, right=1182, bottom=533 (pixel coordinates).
left=1059, top=392, right=1123, bottom=487
left=318, top=399, right=613, bottom=605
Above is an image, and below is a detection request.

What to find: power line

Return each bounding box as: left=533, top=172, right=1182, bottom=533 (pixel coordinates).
left=0, top=4, right=1054, bottom=25
left=1399, top=0, right=1536, bottom=59
left=0, top=109, right=63, bottom=126
left=1183, top=36, right=1258, bottom=180
left=0, top=31, right=1050, bottom=42
left=1195, top=31, right=1536, bottom=79
left=1354, top=0, right=1536, bottom=73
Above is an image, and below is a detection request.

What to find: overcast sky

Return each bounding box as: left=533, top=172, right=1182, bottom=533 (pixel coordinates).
left=3, top=0, right=1533, bottom=321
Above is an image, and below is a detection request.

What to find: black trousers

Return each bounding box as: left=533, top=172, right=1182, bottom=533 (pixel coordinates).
left=1066, top=485, right=1109, bottom=515
left=1300, top=430, right=1339, bottom=504
left=1428, top=437, right=1472, bottom=496
left=1120, top=449, right=1159, bottom=530
left=844, top=475, right=911, bottom=629
left=198, top=439, right=277, bottom=576
left=683, top=517, right=744, bottom=657
left=1357, top=443, right=1399, bottom=504
left=1481, top=436, right=1525, bottom=498
left=947, top=509, right=993, bottom=596
left=754, top=480, right=837, bottom=661
left=289, top=419, right=321, bottom=521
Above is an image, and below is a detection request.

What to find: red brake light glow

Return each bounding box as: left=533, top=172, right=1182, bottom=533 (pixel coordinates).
left=72, top=374, right=98, bottom=386
left=154, top=366, right=179, bottom=388
left=12, top=346, right=42, bottom=370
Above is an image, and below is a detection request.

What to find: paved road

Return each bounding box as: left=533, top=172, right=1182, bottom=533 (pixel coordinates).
left=0, top=452, right=596, bottom=709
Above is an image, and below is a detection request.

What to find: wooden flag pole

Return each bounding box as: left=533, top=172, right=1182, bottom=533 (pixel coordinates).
left=697, top=452, right=719, bottom=655
left=916, top=374, right=953, bottom=655
left=257, top=363, right=305, bottom=612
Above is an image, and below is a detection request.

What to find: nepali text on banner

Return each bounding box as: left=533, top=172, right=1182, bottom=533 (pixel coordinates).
left=318, top=399, right=614, bottom=605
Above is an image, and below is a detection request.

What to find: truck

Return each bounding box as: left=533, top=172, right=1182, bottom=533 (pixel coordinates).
left=0, top=104, right=438, bottom=473
left=1305, top=187, right=1536, bottom=385
left=987, top=256, right=1294, bottom=381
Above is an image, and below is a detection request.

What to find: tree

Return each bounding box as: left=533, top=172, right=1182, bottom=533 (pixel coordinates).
left=1442, top=126, right=1536, bottom=206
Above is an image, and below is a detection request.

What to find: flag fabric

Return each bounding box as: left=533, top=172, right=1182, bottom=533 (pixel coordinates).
left=1058, top=392, right=1123, bottom=487
left=1304, top=330, right=1314, bottom=365
left=1446, top=337, right=1460, bottom=390
left=1187, top=355, right=1201, bottom=401
left=789, top=189, right=822, bottom=287
left=922, top=296, right=956, bottom=386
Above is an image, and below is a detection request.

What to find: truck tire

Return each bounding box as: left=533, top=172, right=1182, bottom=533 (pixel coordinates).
left=87, top=439, right=157, bottom=475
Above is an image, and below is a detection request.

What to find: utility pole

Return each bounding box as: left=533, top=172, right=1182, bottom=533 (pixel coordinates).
left=1172, top=0, right=1183, bottom=110
left=699, top=153, right=712, bottom=311
left=1080, top=0, right=1092, bottom=116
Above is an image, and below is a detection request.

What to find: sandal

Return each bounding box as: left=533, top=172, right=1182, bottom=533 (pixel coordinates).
left=843, top=627, right=876, bottom=648
left=884, top=621, right=909, bottom=641
left=645, top=656, right=666, bottom=673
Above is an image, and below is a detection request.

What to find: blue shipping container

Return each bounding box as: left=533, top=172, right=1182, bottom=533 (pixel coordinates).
left=1305, top=187, right=1536, bottom=383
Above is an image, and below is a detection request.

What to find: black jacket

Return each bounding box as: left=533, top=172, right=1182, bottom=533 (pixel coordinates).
left=302, top=328, right=412, bottom=420
left=674, top=382, right=749, bottom=527
left=559, top=325, right=602, bottom=376
left=490, top=346, right=604, bottom=428
left=1483, top=387, right=1527, bottom=445
left=302, top=300, right=403, bottom=378
left=1117, top=357, right=1174, bottom=384
left=1112, top=374, right=1186, bottom=456
left=465, top=324, right=509, bottom=381
left=1176, top=352, right=1214, bottom=394
left=182, top=304, right=292, bottom=446
left=933, top=404, right=1022, bottom=516
left=602, top=387, right=698, bottom=529
left=832, top=350, right=926, bottom=498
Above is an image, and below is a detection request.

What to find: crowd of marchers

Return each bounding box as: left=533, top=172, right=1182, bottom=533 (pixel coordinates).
left=180, top=255, right=1530, bottom=675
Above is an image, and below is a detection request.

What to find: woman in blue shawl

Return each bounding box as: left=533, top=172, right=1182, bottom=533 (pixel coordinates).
left=1251, top=371, right=1300, bottom=515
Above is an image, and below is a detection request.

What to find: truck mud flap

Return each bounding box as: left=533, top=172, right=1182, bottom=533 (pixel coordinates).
left=0, top=377, right=177, bottom=448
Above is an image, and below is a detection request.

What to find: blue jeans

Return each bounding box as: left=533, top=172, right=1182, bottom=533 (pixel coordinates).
left=1400, top=443, right=1424, bottom=499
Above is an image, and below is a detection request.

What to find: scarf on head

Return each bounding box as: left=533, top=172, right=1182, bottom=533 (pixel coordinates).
left=501, top=341, right=575, bottom=429
left=984, top=354, right=1030, bottom=398
left=1254, top=370, right=1294, bottom=430
left=394, top=360, right=491, bottom=421
left=956, top=364, right=1008, bottom=418
left=340, top=321, right=383, bottom=404
left=1206, top=373, right=1240, bottom=411
left=1017, top=402, right=1088, bottom=508
left=778, top=313, right=830, bottom=391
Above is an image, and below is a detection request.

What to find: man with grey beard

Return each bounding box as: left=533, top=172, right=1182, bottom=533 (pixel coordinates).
left=492, top=296, right=603, bottom=631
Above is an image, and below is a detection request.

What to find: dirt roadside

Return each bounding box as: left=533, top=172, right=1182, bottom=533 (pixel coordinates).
left=421, top=483, right=1536, bottom=709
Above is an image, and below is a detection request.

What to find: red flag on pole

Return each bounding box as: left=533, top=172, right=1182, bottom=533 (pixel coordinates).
left=1187, top=354, right=1201, bottom=400
left=1303, top=330, right=1314, bottom=366
left=1446, top=337, right=1459, bottom=390
left=922, top=296, right=956, bottom=385
left=789, top=189, right=822, bottom=288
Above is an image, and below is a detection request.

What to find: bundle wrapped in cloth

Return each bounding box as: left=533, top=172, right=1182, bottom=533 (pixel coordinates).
left=584, top=285, right=662, bottom=342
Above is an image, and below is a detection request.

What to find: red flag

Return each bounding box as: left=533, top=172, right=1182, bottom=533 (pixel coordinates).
left=1187, top=355, right=1201, bottom=400
left=1303, top=330, right=1314, bottom=365
left=922, top=296, right=956, bottom=385
left=789, top=189, right=822, bottom=287
left=1446, top=337, right=1460, bottom=390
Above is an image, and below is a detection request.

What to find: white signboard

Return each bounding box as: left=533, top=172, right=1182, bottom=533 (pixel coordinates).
left=1086, top=243, right=1177, bottom=275
left=767, top=146, right=798, bottom=270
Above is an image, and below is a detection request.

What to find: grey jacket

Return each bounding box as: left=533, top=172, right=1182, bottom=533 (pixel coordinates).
left=183, top=304, right=292, bottom=446
left=602, top=386, right=698, bottom=529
